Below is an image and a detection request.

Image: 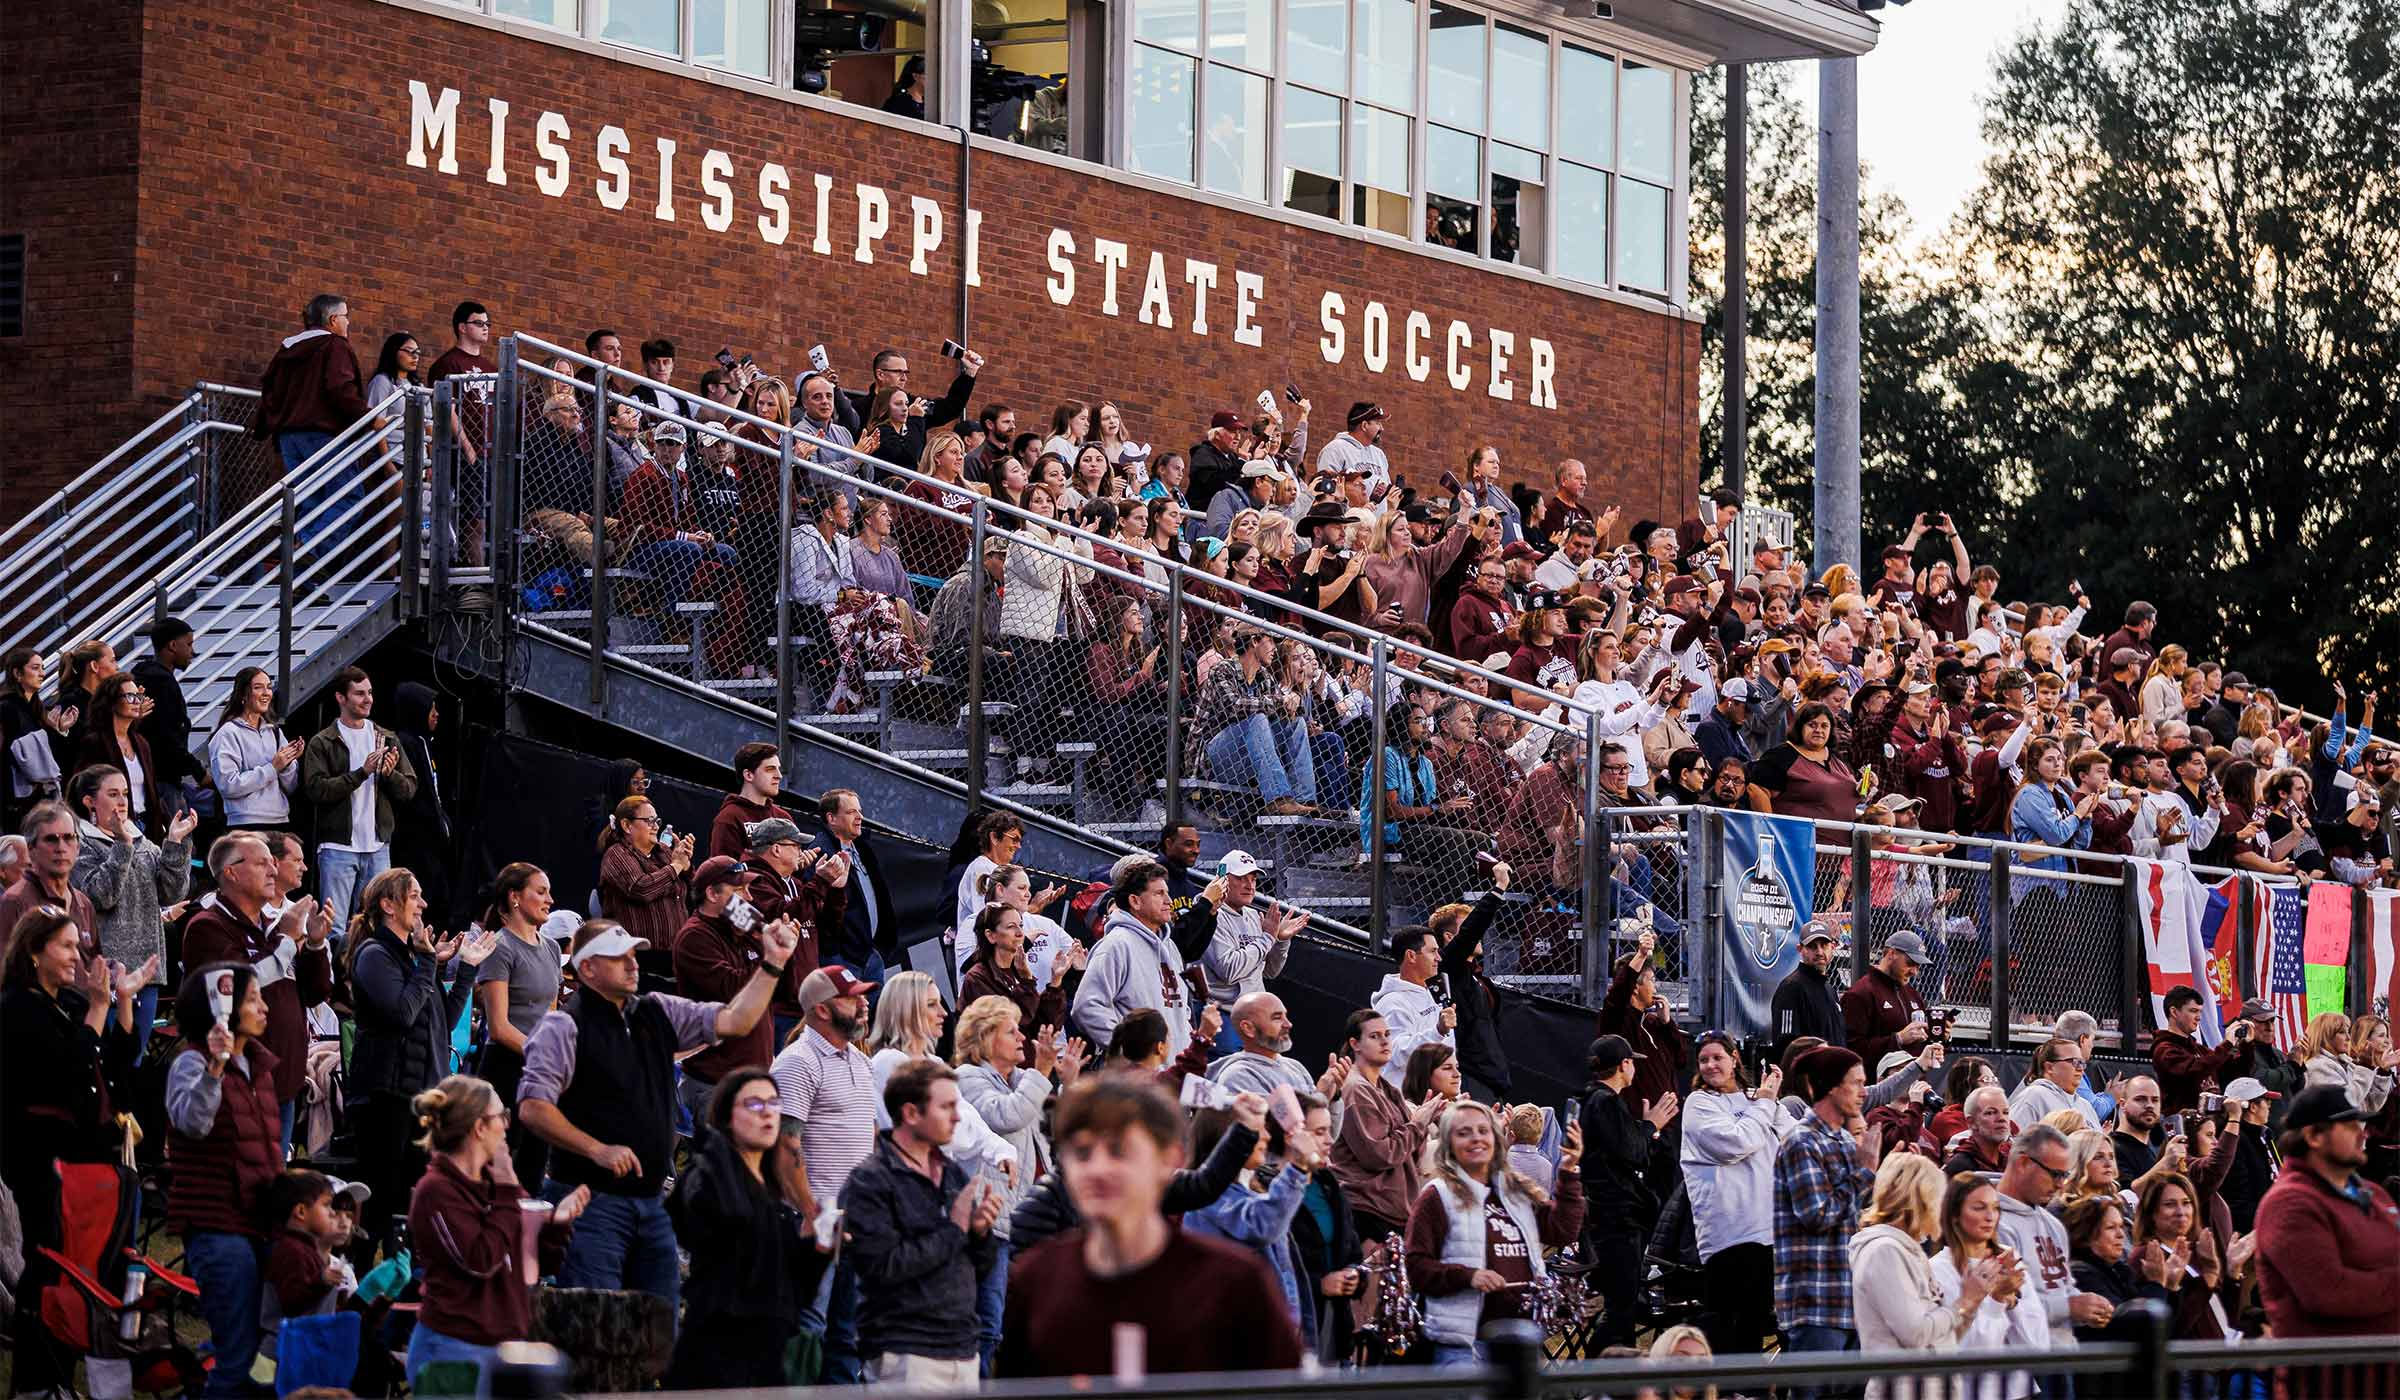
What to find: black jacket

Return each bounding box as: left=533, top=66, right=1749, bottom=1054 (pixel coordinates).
left=1009, top=1119, right=1257, bottom=1253
left=810, top=830, right=895, bottom=967
left=1187, top=440, right=1247, bottom=515
left=1770, top=961, right=1847, bottom=1061
left=841, top=1131, right=1000, bottom=1359
left=666, top=1132, right=831, bottom=1327
left=132, top=657, right=203, bottom=789
left=2069, top=1253, right=2176, bottom=1346
left=386, top=682, right=458, bottom=924
left=1440, top=891, right=1512, bottom=1098
left=837, top=370, right=978, bottom=474
left=1579, top=1082, right=1660, bottom=1228
left=1275, top=1162, right=1362, bottom=1364
left=1, top=983, right=137, bottom=1241
left=346, top=926, right=476, bottom=1100
left=2221, top=1118, right=2279, bottom=1235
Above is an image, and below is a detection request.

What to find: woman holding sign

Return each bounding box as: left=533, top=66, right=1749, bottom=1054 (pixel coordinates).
left=166, top=960, right=284, bottom=1398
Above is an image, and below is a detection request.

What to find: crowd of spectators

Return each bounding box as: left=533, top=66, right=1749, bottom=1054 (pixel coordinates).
left=0, top=300, right=2394, bottom=1396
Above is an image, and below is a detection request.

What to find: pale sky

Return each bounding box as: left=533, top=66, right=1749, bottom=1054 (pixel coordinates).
left=1805, top=0, right=2070, bottom=246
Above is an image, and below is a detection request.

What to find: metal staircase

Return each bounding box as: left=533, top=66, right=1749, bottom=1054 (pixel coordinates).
left=0, top=386, right=426, bottom=764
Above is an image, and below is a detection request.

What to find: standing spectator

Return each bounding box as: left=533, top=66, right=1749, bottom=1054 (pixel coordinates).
left=1405, top=1098, right=1586, bottom=1365
left=1181, top=1098, right=1321, bottom=1350
left=1995, top=1124, right=2114, bottom=1364
left=66, top=764, right=190, bottom=1052
left=2109, top=1075, right=2170, bottom=1183
left=1313, top=403, right=1393, bottom=494
left=1069, top=860, right=1206, bottom=1051
left=1682, top=1032, right=1789, bottom=1355
left=1582, top=1033, right=1676, bottom=1347
left=836, top=345, right=984, bottom=464
left=1771, top=920, right=1847, bottom=1060
left=1600, top=929, right=1690, bottom=1117
left=2010, top=1038, right=2092, bottom=1127
left=473, top=862, right=561, bottom=1186
left=1942, top=1087, right=2016, bottom=1175
left=2, top=907, right=144, bottom=1394
left=2062, top=1196, right=2173, bottom=1347
left=1189, top=410, right=1251, bottom=510
left=2, top=649, right=73, bottom=830
left=256, top=294, right=371, bottom=510
left=1432, top=865, right=1517, bottom=1100
left=958, top=900, right=1072, bottom=1032
left=597, top=794, right=693, bottom=990
left=814, top=787, right=895, bottom=983
left=165, top=961, right=284, bottom=1398
left=73, top=674, right=164, bottom=838
left=517, top=916, right=795, bottom=1307
left=1930, top=1174, right=2039, bottom=1400
left=955, top=994, right=1073, bottom=1373
left=2298, top=1012, right=2396, bottom=1112
left=745, top=816, right=847, bottom=1039
left=1001, top=1076, right=1302, bottom=1376
left=427, top=302, right=498, bottom=567
left=208, top=667, right=304, bottom=834
left=1850, top=1153, right=2003, bottom=1388
left=1330, top=1009, right=1435, bottom=1242
left=183, top=831, right=332, bottom=1151
left=772, top=963, right=884, bottom=1382
left=1360, top=510, right=1481, bottom=632
left=366, top=330, right=423, bottom=463
left=842, top=1060, right=1002, bottom=1389
left=343, top=869, right=495, bottom=1254
left=0, top=803, right=97, bottom=944
left=2151, top=985, right=2249, bottom=1117
left=299, top=668, right=417, bottom=935
left=386, top=682, right=458, bottom=925
left=404, top=1074, right=588, bottom=1392
left=132, top=617, right=205, bottom=808
left=709, top=741, right=792, bottom=861
left=1773, top=1046, right=1877, bottom=1362
left=1841, top=930, right=1932, bottom=1074
left=1456, top=444, right=1524, bottom=545
left=665, top=1067, right=831, bottom=1388
left=2252, top=1083, right=2400, bottom=1342
left=671, top=856, right=781, bottom=1131
left=1198, top=850, right=1304, bottom=1032
left=1373, top=926, right=1456, bottom=1091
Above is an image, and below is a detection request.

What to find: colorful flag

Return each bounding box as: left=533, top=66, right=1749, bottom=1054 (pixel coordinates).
left=2369, top=890, right=2398, bottom=1018
left=2302, top=883, right=2353, bottom=1021
left=2259, top=887, right=2312, bottom=1051
left=2195, top=874, right=2258, bottom=1028
left=2133, top=858, right=2223, bottom=1046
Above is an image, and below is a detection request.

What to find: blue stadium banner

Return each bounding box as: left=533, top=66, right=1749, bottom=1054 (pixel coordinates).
left=1717, top=811, right=1817, bottom=1036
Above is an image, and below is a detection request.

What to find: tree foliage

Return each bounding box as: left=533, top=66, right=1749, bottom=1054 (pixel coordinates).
left=1686, top=2, right=2400, bottom=703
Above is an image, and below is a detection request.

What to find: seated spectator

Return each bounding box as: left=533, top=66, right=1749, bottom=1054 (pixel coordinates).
left=615, top=428, right=732, bottom=617
left=1404, top=1098, right=1585, bottom=1366
left=1196, top=624, right=1319, bottom=816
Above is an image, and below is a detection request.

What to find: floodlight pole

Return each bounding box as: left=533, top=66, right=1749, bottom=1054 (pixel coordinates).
left=1813, top=53, right=1862, bottom=576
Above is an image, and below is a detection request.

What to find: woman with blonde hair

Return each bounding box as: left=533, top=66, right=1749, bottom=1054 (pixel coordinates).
left=405, top=1074, right=589, bottom=1391
left=1646, top=1324, right=1719, bottom=1400
left=1403, top=1098, right=1585, bottom=1365
left=2300, top=1011, right=2394, bottom=1112
left=1850, top=1153, right=2004, bottom=1393
left=1361, top=506, right=1478, bottom=632
left=2140, top=645, right=2192, bottom=729
left=896, top=426, right=982, bottom=581
left=2062, top=1127, right=2131, bottom=1212
left=953, top=992, right=1076, bottom=1370
left=860, top=969, right=1022, bottom=1181
left=2349, top=1012, right=2400, bottom=1180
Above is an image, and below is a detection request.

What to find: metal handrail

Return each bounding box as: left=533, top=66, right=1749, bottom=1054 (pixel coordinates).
left=0, top=392, right=199, bottom=561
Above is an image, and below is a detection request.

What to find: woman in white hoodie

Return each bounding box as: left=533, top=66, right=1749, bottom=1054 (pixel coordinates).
left=1929, top=1173, right=2039, bottom=1400
left=206, top=667, right=304, bottom=832
left=1848, top=1152, right=2003, bottom=1400
left=1679, top=1032, right=1790, bottom=1356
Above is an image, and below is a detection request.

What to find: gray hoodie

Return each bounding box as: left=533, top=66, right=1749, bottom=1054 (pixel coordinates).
left=1069, top=907, right=1190, bottom=1050
left=1993, top=1189, right=2077, bottom=1354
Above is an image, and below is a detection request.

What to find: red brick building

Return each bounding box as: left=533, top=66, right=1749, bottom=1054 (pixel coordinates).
left=0, top=0, right=1873, bottom=524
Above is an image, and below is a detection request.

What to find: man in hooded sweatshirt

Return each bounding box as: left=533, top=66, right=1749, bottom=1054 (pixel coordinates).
left=1070, top=860, right=1224, bottom=1052
left=1372, top=927, right=1455, bottom=1091
left=384, top=682, right=456, bottom=926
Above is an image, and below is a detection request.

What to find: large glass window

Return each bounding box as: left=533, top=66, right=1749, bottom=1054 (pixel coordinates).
left=588, top=0, right=679, bottom=55
left=1208, top=0, right=1275, bottom=70
left=1427, top=124, right=1481, bottom=251
left=1351, top=104, right=1411, bottom=234
left=1490, top=141, right=1541, bottom=265
left=1353, top=0, right=1416, bottom=110
left=1615, top=175, right=1668, bottom=291
left=1489, top=24, right=1548, bottom=150
left=1557, top=44, right=1616, bottom=169
left=1130, top=46, right=1199, bottom=181
left=1555, top=161, right=1608, bottom=284
left=1287, top=0, right=1348, bottom=89
left=1427, top=4, right=1485, bottom=131
left=1619, top=60, right=1674, bottom=185
left=495, top=0, right=576, bottom=30
left=1136, top=0, right=1202, bottom=49
left=1203, top=64, right=1270, bottom=200
left=693, top=0, right=770, bottom=76
left=1283, top=87, right=1344, bottom=218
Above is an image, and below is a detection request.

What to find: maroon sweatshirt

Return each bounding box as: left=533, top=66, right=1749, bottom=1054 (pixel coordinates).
left=258, top=329, right=370, bottom=435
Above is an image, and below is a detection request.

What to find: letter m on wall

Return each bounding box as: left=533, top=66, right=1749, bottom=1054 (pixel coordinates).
left=408, top=81, right=461, bottom=174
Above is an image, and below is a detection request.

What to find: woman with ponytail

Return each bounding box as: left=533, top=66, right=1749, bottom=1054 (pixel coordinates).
left=346, top=868, right=498, bottom=1255
left=957, top=900, right=1070, bottom=1033
left=471, top=862, right=562, bottom=1185
left=405, top=1074, right=590, bottom=1392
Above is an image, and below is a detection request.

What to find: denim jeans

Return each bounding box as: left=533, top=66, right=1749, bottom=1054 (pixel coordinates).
left=624, top=537, right=734, bottom=611
left=1782, top=1323, right=1857, bottom=1400
left=797, top=1254, right=862, bottom=1383
left=316, top=844, right=390, bottom=941
left=277, top=429, right=350, bottom=547
left=1309, top=731, right=1351, bottom=810
left=974, top=1239, right=1011, bottom=1375
left=407, top=1324, right=497, bottom=1398
left=130, top=983, right=160, bottom=1065
left=1431, top=1342, right=1488, bottom=1367
left=1205, top=713, right=1317, bottom=804
left=549, top=1188, right=681, bottom=1312
left=185, top=1230, right=266, bottom=1398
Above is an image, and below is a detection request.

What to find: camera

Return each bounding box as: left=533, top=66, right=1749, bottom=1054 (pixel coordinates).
left=808, top=344, right=830, bottom=374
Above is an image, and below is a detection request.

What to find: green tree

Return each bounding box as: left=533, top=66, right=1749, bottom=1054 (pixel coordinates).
left=1955, top=0, right=2400, bottom=700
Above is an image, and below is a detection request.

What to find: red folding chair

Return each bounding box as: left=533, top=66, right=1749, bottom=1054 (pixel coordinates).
left=34, top=1159, right=207, bottom=1396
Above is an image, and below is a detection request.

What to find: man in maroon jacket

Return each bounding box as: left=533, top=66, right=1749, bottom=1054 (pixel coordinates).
left=2149, top=984, right=2252, bottom=1117
left=1841, top=929, right=1932, bottom=1073
left=671, top=855, right=778, bottom=1132
left=257, top=293, right=372, bottom=545
left=2254, top=1084, right=2400, bottom=1348
left=183, top=831, right=333, bottom=1152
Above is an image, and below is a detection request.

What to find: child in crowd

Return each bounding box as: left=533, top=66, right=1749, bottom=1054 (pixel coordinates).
left=259, top=1170, right=346, bottom=1364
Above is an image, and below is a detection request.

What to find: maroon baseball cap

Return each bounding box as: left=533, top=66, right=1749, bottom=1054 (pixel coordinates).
left=692, top=855, right=749, bottom=891
left=1210, top=410, right=1245, bottom=432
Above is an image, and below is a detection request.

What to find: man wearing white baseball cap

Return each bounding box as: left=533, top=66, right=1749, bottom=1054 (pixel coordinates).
left=1198, top=850, right=1308, bottom=1054
left=516, top=914, right=798, bottom=1311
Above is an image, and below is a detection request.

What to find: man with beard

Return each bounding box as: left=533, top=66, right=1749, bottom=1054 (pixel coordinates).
left=2107, top=1075, right=2171, bottom=1182
left=2253, top=1084, right=2400, bottom=1342
left=771, top=964, right=883, bottom=1382
left=1839, top=930, right=1931, bottom=1073
left=1207, top=991, right=1333, bottom=1098
left=1770, top=920, right=1846, bottom=1061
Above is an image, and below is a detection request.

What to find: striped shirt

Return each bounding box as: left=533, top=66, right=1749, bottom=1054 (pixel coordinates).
left=773, top=1025, right=880, bottom=1202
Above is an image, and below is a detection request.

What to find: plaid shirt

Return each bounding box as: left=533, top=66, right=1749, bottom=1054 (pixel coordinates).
left=1772, top=1112, right=1876, bottom=1330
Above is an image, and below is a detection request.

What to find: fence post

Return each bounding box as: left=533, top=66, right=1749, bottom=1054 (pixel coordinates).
left=1482, top=1318, right=1543, bottom=1400
left=964, top=500, right=988, bottom=820
left=429, top=381, right=454, bottom=604
left=1581, top=706, right=1609, bottom=1007
left=1367, top=636, right=1390, bottom=945
left=2350, top=881, right=2373, bottom=1019
left=401, top=389, right=426, bottom=620
left=1989, top=849, right=2014, bottom=1050
left=192, top=389, right=222, bottom=534
left=2119, top=861, right=2146, bottom=1052
left=587, top=372, right=612, bottom=712
left=277, top=487, right=296, bottom=708
left=1848, top=825, right=1873, bottom=963
left=1162, top=569, right=1185, bottom=826
left=1694, top=808, right=1720, bottom=1029
left=773, top=428, right=798, bottom=765
left=492, top=340, right=522, bottom=645
left=2119, top=1297, right=2173, bottom=1400
left=151, top=581, right=168, bottom=632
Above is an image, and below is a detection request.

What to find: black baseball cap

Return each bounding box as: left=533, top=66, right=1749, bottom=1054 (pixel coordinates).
left=1588, top=1034, right=1645, bottom=1077
left=2283, top=1084, right=2367, bottom=1133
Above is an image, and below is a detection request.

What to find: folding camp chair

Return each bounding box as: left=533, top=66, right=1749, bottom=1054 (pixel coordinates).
left=33, top=1159, right=206, bottom=1396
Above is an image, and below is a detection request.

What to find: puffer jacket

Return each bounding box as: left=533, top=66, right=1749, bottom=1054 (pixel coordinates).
left=68, top=818, right=189, bottom=966
left=346, top=925, right=476, bottom=1100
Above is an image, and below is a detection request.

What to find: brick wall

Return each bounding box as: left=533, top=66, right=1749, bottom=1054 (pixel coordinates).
left=2, top=0, right=1699, bottom=532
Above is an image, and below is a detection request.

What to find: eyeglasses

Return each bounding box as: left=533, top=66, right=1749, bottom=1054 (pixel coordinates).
left=627, top=815, right=660, bottom=827
left=399, top=346, right=421, bottom=357
left=483, top=1107, right=510, bottom=1125
left=735, top=1096, right=779, bottom=1115
left=465, top=318, right=492, bottom=327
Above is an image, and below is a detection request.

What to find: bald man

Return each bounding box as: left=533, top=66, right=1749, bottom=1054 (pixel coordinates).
left=1207, top=992, right=1338, bottom=1104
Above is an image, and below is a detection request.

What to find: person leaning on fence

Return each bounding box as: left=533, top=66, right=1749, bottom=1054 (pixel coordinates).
left=1841, top=929, right=1932, bottom=1075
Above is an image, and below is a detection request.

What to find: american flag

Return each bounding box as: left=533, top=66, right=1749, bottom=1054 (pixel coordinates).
left=2257, top=887, right=2310, bottom=1052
